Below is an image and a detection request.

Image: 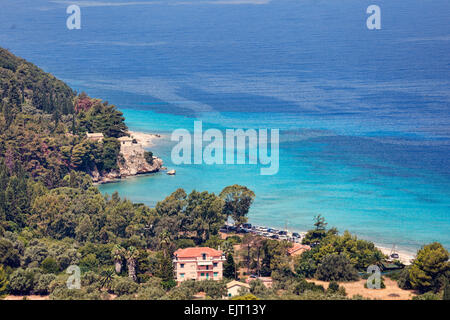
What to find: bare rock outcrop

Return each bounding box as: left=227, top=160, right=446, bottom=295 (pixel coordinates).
left=92, top=138, right=163, bottom=184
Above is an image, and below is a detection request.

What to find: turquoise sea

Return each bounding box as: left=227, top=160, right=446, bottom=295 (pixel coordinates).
left=1, top=0, right=449, bottom=253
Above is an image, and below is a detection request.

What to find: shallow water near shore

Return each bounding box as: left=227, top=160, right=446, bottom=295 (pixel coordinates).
left=1, top=0, right=449, bottom=253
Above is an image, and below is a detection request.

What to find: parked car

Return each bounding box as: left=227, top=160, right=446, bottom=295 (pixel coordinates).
left=278, top=230, right=287, bottom=236
left=271, top=234, right=279, bottom=239
left=292, top=232, right=300, bottom=238
left=242, top=223, right=252, bottom=229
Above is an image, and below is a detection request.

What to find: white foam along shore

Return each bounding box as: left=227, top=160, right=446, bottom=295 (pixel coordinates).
left=247, top=223, right=417, bottom=265
left=124, top=132, right=418, bottom=265
left=377, top=245, right=416, bottom=265
left=127, top=131, right=163, bottom=148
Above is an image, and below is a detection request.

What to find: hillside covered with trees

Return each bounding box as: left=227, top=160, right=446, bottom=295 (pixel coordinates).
left=0, top=47, right=127, bottom=188
left=0, top=48, right=448, bottom=300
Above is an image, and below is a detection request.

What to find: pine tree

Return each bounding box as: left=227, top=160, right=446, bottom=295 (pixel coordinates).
left=224, top=253, right=236, bottom=279
left=0, top=265, right=8, bottom=296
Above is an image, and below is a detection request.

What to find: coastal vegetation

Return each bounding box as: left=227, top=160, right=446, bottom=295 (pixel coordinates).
left=0, top=48, right=131, bottom=188
left=0, top=47, right=448, bottom=300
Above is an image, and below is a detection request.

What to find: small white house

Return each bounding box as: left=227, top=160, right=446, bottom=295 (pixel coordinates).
left=226, top=280, right=250, bottom=298
left=118, top=136, right=134, bottom=146
left=86, top=132, right=104, bottom=142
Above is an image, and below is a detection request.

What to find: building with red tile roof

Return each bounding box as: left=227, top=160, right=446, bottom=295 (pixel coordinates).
left=173, top=247, right=225, bottom=282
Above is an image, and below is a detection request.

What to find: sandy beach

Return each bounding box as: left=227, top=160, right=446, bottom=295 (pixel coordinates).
left=124, top=132, right=418, bottom=266
left=377, top=246, right=416, bottom=265
left=128, top=131, right=163, bottom=148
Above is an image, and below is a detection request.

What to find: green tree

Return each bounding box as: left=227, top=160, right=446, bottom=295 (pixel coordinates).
left=155, top=251, right=175, bottom=285
left=34, top=273, right=57, bottom=295
left=79, top=253, right=99, bottom=272
left=294, top=249, right=318, bottom=278
left=125, top=246, right=139, bottom=281
left=220, top=185, right=255, bottom=226
left=101, top=138, right=120, bottom=172
left=112, top=277, right=139, bottom=296
left=185, top=190, right=225, bottom=241
left=0, top=238, right=20, bottom=267
left=41, top=257, right=60, bottom=274
left=302, top=215, right=328, bottom=246
left=0, top=265, right=8, bottom=296
left=112, top=244, right=125, bottom=274
left=8, top=268, right=35, bottom=295
left=144, top=151, right=153, bottom=165
left=100, top=268, right=115, bottom=291
left=314, top=254, right=359, bottom=282
left=221, top=240, right=235, bottom=257
left=224, top=253, right=237, bottom=279
left=327, top=281, right=339, bottom=294
left=443, top=280, right=450, bottom=300
left=409, top=242, right=449, bottom=293
left=232, top=293, right=258, bottom=300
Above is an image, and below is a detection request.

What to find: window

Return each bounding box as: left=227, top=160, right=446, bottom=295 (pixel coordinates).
left=180, top=264, right=184, bottom=268
left=180, top=273, right=185, bottom=278
left=202, top=253, right=206, bottom=260
left=213, top=263, right=218, bottom=267
left=214, top=272, right=218, bottom=277
left=201, top=273, right=204, bottom=277
left=206, top=265, right=209, bottom=270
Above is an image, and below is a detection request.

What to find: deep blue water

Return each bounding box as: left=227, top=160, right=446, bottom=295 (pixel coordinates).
left=1, top=0, right=449, bottom=253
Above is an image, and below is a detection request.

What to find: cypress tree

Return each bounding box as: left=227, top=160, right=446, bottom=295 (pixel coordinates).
left=224, top=253, right=236, bottom=279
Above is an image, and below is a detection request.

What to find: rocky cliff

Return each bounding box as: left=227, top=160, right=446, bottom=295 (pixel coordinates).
left=91, top=140, right=163, bottom=184
left=119, top=142, right=163, bottom=176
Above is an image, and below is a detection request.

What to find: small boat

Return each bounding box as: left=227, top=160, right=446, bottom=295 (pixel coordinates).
left=388, top=244, right=400, bottom=261
left=167, top=169, right=176, bottom=175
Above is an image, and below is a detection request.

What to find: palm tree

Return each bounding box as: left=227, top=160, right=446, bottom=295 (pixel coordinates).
left=158, top=230, right=172, bottom=257
left=371, top=250, right=386, bottom=268
left=125, top=246, right=139, bottom=281
left=100, top=268, right=115, bottom=291
left=112, top=244, right=124, bottom=274
left=222, top=240, right=234, bottom=257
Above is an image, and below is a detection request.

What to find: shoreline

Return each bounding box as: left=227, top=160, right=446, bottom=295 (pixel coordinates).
left=377, top=245, right=416, bottom=265
left=128, top=130, right=164, bottom=148
left=111, top=130, right=417, bottom=265
left=245, top=222, right=416, bottom=265
left=92, top=130, right=166, bottom=186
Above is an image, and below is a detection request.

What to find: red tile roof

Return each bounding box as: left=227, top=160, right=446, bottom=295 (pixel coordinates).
left=174, top=247, right=223, bottom=258
left=287, top=243, right=311, bottom=255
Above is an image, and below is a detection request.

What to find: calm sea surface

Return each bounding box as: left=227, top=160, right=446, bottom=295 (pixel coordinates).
left=1, top=0, right=449, bottom=252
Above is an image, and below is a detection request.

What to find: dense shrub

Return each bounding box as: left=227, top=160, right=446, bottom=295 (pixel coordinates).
left=175, top=238, right=196, bottom=249
left=292, top=278, right=325, bottom=295
left=412, top=292, right=441, bottom=300
left=315, top=254, right=359, bottom=282
left=34, top=273, right=56, bottom=295
left=0, top=238, right=21, bottom=267
left=41, top=257, right=59, bottom=274
left=8, top=268, right=36, bottom=294
left=408, top=242, right=449, bottom=293
left=112, top=277, right=138, bottom=296
left=79, top=253, right=99, bottom=272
